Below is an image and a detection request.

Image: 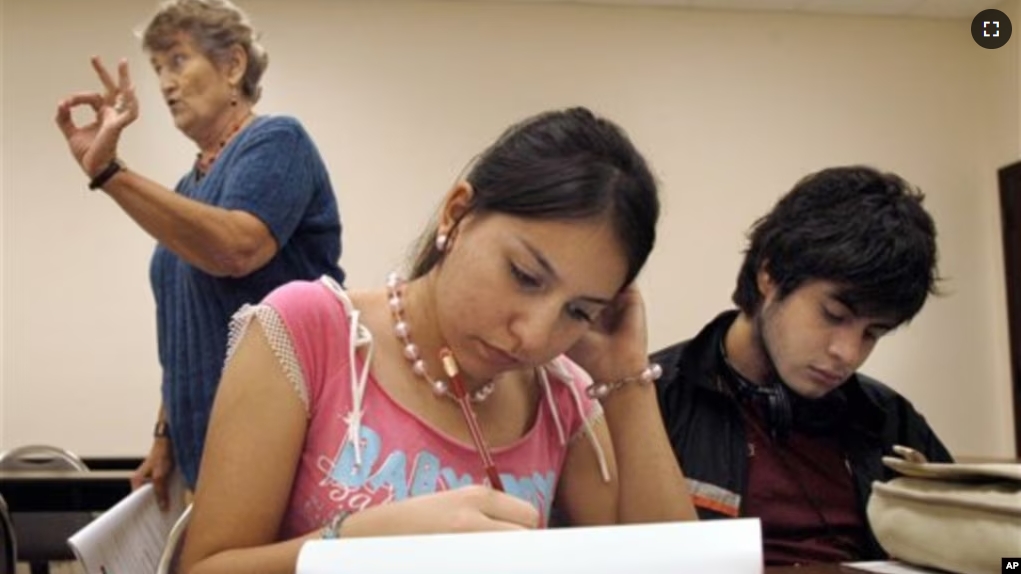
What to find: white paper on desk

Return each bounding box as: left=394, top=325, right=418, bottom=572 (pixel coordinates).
left=68, top=472, right=187, bottom=574
left=845, top=560, right=945, bottom=573
left=297, top=517, right=762, bottom=574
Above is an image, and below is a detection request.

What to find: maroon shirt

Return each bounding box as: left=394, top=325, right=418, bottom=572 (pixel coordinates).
left=739, top=400, right=870, bottom=566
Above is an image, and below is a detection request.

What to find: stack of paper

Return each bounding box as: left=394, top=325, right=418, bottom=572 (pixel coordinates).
left=68, top=473, right=187, bottom=574
left=297, top=517, right=763, bottom=574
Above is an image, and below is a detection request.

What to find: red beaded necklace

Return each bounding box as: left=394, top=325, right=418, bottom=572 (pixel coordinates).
left=195, top=112, right=254, bottom=176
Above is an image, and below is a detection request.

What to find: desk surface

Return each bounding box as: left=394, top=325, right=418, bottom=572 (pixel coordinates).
left=1, top=454, right=1002, bottom=570
left=0, top=456, right=139, bottom=512
left=80, top=456, right=143, bottom=470
left=0, top=469, right=133, bottom=512
left=767, top=566, right=867, bottom=573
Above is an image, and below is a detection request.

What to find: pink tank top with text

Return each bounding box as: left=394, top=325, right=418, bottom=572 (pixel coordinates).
left=244, top=279, right=603, bottom=538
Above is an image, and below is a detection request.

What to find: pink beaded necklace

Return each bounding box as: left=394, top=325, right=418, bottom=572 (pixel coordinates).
left=386, top=273, right=495, bottom=403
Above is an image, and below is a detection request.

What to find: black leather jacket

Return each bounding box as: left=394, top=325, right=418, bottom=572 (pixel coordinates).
left=651, top=310, right=953, bottom=559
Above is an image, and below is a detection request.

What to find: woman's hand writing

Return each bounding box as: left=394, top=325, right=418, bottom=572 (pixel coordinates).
left=343, top=485, right=540, bottom=537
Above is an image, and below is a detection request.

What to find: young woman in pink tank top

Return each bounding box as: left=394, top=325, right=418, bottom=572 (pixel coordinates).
left=179, top=107, right=698, bottom=573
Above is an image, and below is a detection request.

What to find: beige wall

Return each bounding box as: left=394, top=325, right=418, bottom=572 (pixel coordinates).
left=1, top=0, right=1017, bottom=458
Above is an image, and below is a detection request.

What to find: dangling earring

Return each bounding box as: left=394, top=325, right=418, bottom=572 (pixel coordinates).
left=435, top=233, right=448, bottom=252
left=230, top=85, right=239, bottom=107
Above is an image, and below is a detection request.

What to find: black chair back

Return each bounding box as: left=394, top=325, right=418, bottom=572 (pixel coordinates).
left=0, top=493, right=16, bottom=574
left=0, top=445, right=94, bottom=574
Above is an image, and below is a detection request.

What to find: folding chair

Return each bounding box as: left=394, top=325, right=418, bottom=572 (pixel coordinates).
left=0, top=445, right=93, bottom=574
left=0, top=493, right=17, bottom=574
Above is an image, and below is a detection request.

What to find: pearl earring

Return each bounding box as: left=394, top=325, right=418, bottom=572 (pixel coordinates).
left=435, top=233, right=448, bottom=252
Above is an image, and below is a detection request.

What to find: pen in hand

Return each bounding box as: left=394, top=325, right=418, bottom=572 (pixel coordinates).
left=439, top=348, right=505, bottom=492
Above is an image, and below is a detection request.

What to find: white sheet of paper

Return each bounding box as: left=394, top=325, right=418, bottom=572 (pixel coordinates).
left=845, top=560, right=945, bottom=573
left=67, top=472, right=187, bottom=574
left=297, top=517, right=762, bottom=574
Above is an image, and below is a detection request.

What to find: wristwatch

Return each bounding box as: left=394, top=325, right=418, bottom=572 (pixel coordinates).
left=88, top=159, right=124, bottom=190
left=153, top=420, right=170, bottom=439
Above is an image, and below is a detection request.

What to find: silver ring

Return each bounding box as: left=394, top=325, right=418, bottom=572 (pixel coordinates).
left=113, top=96, right=127, bottom=113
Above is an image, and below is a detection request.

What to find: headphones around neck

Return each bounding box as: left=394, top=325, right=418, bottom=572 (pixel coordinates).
left=719, top=340, right=847, bottom=442
left=717, top=336, right=861, bottom=557
left=722, top=360, right=795, bottom=440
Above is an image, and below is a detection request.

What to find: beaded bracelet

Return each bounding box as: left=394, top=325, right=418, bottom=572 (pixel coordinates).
left=319, top=510, right=352, bottom=540
left=585, top=363, right=663, bottom=399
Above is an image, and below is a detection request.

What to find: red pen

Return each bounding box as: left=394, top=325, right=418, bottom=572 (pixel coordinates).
left=440, top=348, right=505, bottom=492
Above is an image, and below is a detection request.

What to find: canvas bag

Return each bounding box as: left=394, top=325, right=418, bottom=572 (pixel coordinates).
left=866, top=454, right=1021, bottom=574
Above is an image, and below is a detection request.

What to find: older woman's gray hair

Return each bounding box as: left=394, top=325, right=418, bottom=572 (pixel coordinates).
left=143, top=0, right=269, bottom=103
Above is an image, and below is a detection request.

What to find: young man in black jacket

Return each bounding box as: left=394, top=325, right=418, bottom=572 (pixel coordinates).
left=652, top=166, right=952, bottom=567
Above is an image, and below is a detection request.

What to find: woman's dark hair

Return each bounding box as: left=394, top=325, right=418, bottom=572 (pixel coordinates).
left=410, top=107, right=659, bottom=289
left=732, top=165, right=940, bottom=325
left=142, top=0, right=269, bottom=103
